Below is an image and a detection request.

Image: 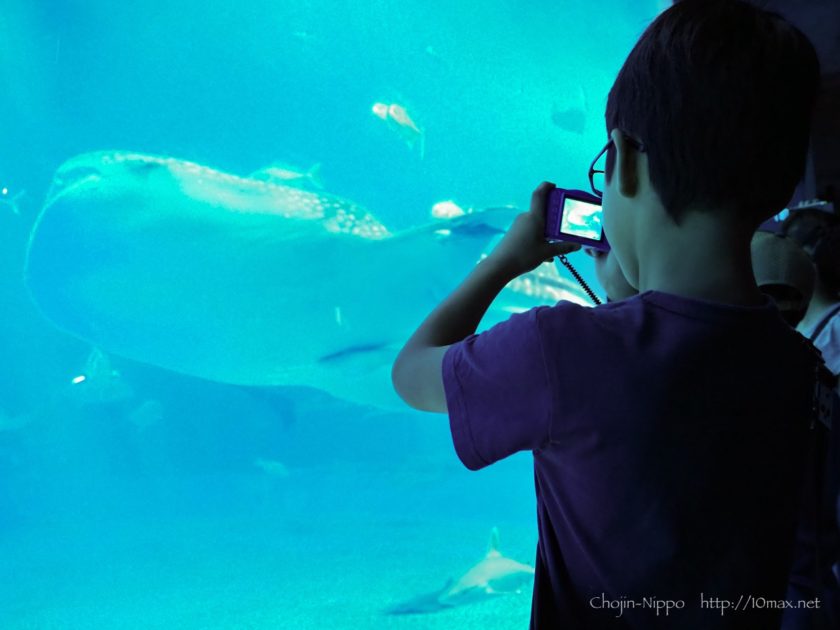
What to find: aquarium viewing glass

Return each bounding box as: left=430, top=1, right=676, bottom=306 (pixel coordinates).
left=0, top=0, right=666, bottom=627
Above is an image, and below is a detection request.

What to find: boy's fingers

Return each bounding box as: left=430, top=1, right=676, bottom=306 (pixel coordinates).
left=531, top=182, right=556, bottom=214
left=542, top=241, right=581, bottom=264
left=553, top=242, right=581, bottom=255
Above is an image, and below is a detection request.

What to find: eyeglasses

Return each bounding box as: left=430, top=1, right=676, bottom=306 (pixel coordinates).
left=588, top=135, right=646, bottom=198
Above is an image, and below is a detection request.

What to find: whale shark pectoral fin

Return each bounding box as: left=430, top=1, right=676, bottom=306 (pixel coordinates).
left=397, top=206, right=520, bottom=245
left=445, top=210, right=513, bottom=239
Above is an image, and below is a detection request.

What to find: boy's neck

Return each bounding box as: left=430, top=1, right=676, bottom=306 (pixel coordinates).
left=634, top=209, right=766, bottom=307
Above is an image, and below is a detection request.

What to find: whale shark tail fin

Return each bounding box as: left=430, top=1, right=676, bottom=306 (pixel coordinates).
left=487, top=526, right=501, bottom=557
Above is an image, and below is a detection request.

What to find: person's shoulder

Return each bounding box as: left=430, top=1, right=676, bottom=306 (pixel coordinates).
left=536, top=294, right=647, bottom=338
left=540, top=294, right=645, bottom=318
left=820, top=307, right=840, bottom=337
left=538, top=294, right=649, bottom=324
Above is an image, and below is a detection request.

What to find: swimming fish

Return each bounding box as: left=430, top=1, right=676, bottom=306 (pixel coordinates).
left=254, top=457, right=290, bottom=478
left=372, top=102, right=389, bottom=120
left=372, top=102, right=425, bottom=158
left=26, top=151, right=526, bottom=411
left=387, top=527, right=535, bottom=614
left=70, top=347, right=134, bottom=405
left=431, top=200, right=467, bottom=219
left=1, top=186, right=25, bottom=215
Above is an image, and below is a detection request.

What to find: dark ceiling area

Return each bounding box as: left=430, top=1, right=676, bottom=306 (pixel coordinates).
left=749, top=0, right=840, bottom=206
left=763, top=0, right=840, bottom=75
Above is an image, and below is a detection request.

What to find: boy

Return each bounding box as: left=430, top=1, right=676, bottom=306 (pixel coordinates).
left=392, top=1, right=822, bottom=627
left=591, top=233, right=837, bottom=628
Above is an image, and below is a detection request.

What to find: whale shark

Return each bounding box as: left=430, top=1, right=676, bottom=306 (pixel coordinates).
left=387, top=527, right=535, bottom=614
left=25, top=151, right=589, bottom=410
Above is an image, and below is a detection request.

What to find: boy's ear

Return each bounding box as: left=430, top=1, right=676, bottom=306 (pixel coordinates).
left=610, top=129, right=640, bottom=198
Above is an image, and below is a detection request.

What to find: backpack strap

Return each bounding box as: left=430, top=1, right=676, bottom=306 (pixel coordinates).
left=809, top=303, right=840, bottom=343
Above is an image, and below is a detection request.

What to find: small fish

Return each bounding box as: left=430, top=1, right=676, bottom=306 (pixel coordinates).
left=424, top=45, right=441, bottom=60
left=248, top=162, right=323, bottom=190
left=431, top=200, right=467, bottom=219
left=70, top=347, right=134, bottom=405
left=372, top=102, right=426, bottom=159
left=386, top=104, right=421, bottom=136
left=372, top=102, right=389, bottom=120
left=254, top=458, right=290, bottom=478
left=0, top=186, right=25, bottom=215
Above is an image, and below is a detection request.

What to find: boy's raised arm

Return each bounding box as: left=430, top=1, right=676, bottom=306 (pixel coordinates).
left=391, top=183, right=579, bottom=413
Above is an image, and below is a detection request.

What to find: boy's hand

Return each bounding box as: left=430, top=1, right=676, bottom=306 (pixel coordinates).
left=485, top=182, right=581, bottom=276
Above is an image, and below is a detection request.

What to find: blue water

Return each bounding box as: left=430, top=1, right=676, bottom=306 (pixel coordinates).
left=1, top=1, right=663, bottom=627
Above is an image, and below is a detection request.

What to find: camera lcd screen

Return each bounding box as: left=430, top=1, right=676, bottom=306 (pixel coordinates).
left=560, top=198, right=603, bottom=241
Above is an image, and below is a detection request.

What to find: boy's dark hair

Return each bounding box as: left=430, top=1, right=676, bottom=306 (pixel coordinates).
left=605, top=0, right=820, bottom=225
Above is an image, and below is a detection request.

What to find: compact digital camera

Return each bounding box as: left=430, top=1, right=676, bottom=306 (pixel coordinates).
left=544, top=188, right=609, bottom=251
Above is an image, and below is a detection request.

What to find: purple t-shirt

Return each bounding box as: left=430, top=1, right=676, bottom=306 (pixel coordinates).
left=442, top=290, right=818, bottom=629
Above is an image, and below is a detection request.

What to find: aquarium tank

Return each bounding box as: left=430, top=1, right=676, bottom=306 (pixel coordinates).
left=0, top=1, right=667, bottom=627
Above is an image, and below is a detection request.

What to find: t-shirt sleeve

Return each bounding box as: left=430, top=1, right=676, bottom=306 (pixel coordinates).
left=442, top=306, right=553, bottom=470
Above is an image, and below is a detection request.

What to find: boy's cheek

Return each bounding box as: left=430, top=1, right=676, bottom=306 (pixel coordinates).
left=604, top=253, right=638, bottom=300
left=601, top=197, right=621, bottom=253
left=602, top=206, right=639, bottom=291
